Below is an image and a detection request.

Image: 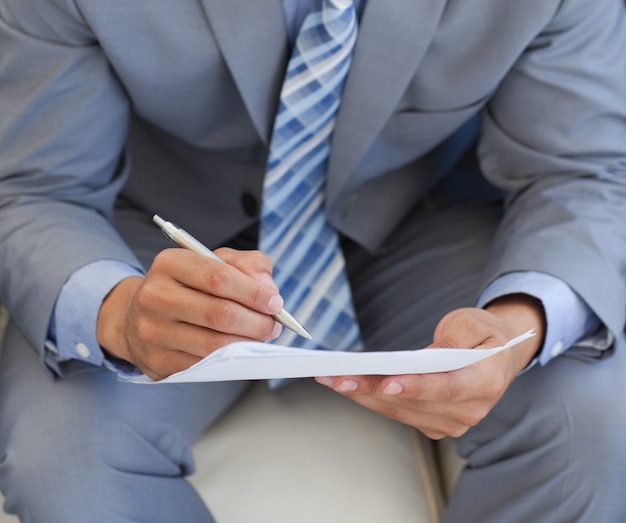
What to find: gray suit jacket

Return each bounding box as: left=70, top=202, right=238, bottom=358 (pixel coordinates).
left=1, top=0, right=625, bottom=356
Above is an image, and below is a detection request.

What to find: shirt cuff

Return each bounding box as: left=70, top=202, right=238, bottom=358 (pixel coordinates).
left=46, top=259, right=144, bottom=378
left=477, top=271, right=600, bottom=368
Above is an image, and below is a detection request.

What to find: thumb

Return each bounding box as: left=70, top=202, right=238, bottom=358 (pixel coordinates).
left=427, top=308, right=498, bottom=350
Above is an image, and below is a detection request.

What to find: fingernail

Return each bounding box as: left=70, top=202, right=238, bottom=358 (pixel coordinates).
left=383, top=382, right=403, bottom=396
left=315, top=376, right=334, bottom=388
left=337, top=379, right=358, bottom=393
left=271, top=322, right=283, bottom=340
left=267, top=294, right=283, bottom=314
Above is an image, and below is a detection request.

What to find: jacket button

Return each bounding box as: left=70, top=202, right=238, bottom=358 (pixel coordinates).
left=241, top=192, right=259, bottom=217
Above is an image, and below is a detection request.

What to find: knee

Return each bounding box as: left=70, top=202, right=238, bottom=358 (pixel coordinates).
left=548, top=349, right=626, bottom=459
left=453, top=351, right=626, bottom=521
left=550, top=362, right=626, bottom=520
left=556, top=364, right=626, bottom=481
left=0, top=397, right=192, bottom=516
left=0, top=323, right=201, bottom=521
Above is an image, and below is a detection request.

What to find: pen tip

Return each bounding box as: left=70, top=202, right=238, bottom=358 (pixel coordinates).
left=292, top=322, right=313, bottom=340
left=275, top=309, right=313, bottom=341
left=153, top=214, right=166, bottom=228
left=291, top=320, right=313, bottom=340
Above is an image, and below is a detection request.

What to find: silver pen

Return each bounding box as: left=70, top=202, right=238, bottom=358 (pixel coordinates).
left=153, top=214, right=312, bottom=340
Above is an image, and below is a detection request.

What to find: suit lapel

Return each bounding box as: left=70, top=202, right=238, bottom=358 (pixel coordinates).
left=201, top=0, right=448, bottom=178
left=200, top=0, right=289, bottom=145
left=327, top=0, right=448, bottom=196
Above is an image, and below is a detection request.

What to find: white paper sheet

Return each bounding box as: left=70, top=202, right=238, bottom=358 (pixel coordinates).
left=124, top=330, right=535, bottom=384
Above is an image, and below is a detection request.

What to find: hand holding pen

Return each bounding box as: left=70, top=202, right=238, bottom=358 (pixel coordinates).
left=96, top=215, right=309, bottom=381
left=153, top=215, right=311, bottom=340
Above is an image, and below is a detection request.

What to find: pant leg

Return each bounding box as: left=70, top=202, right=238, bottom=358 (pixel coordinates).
left=0, top=319, right=249, bottom=523
left=344, top=198, right=626, bottom=522
left=444, top=336, right=626, bottom=523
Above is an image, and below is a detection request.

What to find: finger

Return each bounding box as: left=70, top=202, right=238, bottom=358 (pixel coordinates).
left=132, top=317, right=279, bottom=376
left=381, top=358, right=510, bottom=403
left=216, top=248, right=278, bottom=290
left=316, top=373, right=494, bottom=437
left=380, top=370, right=474, bottom=403
left=141, top=350, right=202, bottom=381
left=315, top=374, right=383, bottom=394
left=327, top=386, right=474, bottom=439
left=154, top=283, right=282, bottom=341
left=148, top=320, right=277, bottom=359
left=429, top=307, right=507, bottom=350
left=319, top=364, right=505, bottom=410
left=316, top=371, right=469, bottom=402
left=152, top=249, right=284, bottom=316
left=352, top=383, right=485, bottom=438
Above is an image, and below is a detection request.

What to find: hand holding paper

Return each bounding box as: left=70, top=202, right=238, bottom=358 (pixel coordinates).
left=124, top=330, right=535, bottom=384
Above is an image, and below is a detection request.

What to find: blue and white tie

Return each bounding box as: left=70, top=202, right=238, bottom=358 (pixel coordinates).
left=260, top=0, right=363, bottom=356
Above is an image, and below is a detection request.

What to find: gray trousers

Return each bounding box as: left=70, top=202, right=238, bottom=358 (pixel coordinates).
left=1, top=195, right=625, bottom=522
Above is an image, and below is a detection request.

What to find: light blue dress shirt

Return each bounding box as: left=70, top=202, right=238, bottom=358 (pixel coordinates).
left=47, top=0, right=599, bottom=377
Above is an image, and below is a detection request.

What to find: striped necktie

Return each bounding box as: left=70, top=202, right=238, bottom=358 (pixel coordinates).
left=260, top=0, right=363, bottom=357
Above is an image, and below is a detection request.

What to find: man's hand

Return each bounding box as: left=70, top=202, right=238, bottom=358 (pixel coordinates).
left=96, top=247, right=284, bottom=380
left=315, top=294, right=545, bottom=439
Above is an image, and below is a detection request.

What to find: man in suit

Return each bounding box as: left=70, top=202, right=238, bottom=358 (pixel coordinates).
left=0, top=0, right=625, bottom=521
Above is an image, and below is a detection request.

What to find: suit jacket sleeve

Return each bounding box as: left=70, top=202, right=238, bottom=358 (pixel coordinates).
left=478, top=0, right=626, bottom=338
left=0, top=3, right=142, bottom=355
